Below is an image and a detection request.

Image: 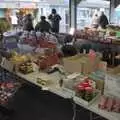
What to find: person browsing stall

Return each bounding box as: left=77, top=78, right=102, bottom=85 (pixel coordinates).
left=23, top=14, right=34, bottom=31
left=48, top=9, right=61, bottom=33
left=91, top=13, right=99, bottom=28
left=99, top=12, right=109, bottom=29
left=35, top=16, right=51, bottom=33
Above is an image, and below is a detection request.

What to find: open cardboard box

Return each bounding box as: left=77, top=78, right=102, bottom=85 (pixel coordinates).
left=74, top=89, right=101, bottom=106
left=63, top=54, right=104, bottom=74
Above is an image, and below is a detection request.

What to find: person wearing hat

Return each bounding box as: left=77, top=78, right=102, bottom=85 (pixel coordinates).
left=35, top=16, right=51, bottom=33
left=48, top=9, right=61, bottom=33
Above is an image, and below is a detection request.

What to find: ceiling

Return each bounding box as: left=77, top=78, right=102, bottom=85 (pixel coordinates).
left=106, top=0, right=120, bottom=7
left=46, top=0, right=120, bottom=7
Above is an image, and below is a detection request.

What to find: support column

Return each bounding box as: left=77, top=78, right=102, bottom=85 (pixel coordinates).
left=109, top=0, right=115, bottom=23
left=69, top=0, right=77, bottom=29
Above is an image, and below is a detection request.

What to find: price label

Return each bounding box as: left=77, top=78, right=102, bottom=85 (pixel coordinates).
left=1, top=59, right=14, bottom=72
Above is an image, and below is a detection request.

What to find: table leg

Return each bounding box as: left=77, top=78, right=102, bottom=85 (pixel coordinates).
left=90, top=111, right=93, bottom=120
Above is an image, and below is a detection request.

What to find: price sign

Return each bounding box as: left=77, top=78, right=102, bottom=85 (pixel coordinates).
left=1, top=59, right=14, bottom=72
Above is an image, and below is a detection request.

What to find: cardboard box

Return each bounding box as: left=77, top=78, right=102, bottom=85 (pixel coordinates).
left=63, top=54, right=101, bottom=74
left=74, top=89, right=100, bottom=106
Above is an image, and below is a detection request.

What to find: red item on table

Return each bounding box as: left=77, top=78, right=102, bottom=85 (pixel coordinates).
left=98, top=96, right=108, bottom=109
left=39, top=53, right=60, bottom=69
left=112, top=99, right=120, bottom=113
left=39, top=40, right=56, bottom=49
left=6, top=83, right=14, bottom=89
left=106, top=97, right=115, bottom=112
left=82, top=82, right=91, bottom=88
left=24, top=38, right=30, bottom=44
left=77, top=85, right=85, bottom=91
left=85, top=87, right=93, bottom=92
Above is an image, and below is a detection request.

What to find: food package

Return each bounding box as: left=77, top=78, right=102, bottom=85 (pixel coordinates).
left=98, top=96, right=108, bottom=109
left=112, top=98, right=120, bottom=113
left=19, top=61, right=34, bottom=74
left=106, top=97, right=115, bottom=111
left=39, top=40, right=56, bottom=49
left=98, top=95, right=120, bottom=113
left=63, top=53, right=101, bottom=74
left=37, top=53, right=60, bottom=70
left=63, top=55, right=83, bottom=73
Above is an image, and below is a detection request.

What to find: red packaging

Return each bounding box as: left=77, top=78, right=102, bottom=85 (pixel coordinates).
left=112, top=98, right=120, bottom=113
left=39, top=40, right=56, bottom=49
left=39, top=53, right=60, bottom=69
left=85, top=87, right=93, bottom=92
left=106, top=97, right=115, bottom=112
left=98, top=96, right=108, bottom=109
left=82, top=82, right=91, bottom=88
left=6, top=83, right=14, bottom=89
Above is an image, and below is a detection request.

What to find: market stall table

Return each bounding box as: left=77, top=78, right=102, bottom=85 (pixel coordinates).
left=0, top=63, right=120, bottom=120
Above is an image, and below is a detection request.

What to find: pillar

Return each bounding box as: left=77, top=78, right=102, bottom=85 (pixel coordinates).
left=109, top=0, right=115, bottom=23
left=69, top=0, right=77, bottom=29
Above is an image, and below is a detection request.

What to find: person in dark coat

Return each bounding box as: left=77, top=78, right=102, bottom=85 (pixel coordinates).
left=35, top=16, right=51, bottom=33
left=23, top=14, right=34, bottom=31
left=99, top=12, right=109, bottom=29
left=48, top=9, right=61, bottom=33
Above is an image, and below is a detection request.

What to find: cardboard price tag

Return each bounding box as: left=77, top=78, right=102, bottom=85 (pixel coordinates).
left=1, top=59, right=14, bottom=72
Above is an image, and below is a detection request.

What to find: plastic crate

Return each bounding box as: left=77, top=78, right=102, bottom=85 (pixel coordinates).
left=105, top=73, right=120, bottom=97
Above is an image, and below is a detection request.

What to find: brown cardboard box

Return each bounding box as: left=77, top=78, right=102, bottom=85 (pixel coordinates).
left=63, top=54, right=101, bottom=74
left=63, top=56, right=82, bottom=73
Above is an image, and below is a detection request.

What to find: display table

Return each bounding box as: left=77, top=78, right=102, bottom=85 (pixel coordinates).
left=0, top=64, right=120, bottom=120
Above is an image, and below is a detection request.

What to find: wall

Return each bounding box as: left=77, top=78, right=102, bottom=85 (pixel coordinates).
left=0, top=9, right=5, bottom=18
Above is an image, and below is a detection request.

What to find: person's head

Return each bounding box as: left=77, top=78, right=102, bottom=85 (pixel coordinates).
left=101, top=11, right=104, bottom=16
left=27, top=13, right=32, bottom=18
left=41, top=16, right=46, bottom=21
left=52, top=9, right=56, bottom=14
left=95, top=14, right=98, bottom=17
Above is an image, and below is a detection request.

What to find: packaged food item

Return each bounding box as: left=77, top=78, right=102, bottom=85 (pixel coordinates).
left=112, top=98, right=120, bottom=113
left=98, top=96, right=108, bottom=109
left=98, top=95, right=120, bottom=113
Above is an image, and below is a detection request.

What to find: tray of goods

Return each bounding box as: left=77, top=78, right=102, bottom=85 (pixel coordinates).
left=35, top=53, right=60, bottom=70
left=1, top=52, right=29, bottom=72
left=98, top=95, right=120, bottom=113
left=36, top=76, right=53, bottom=87
left=74, top=78, right=100, bottom=106
left=19, top=61, right=34, bottom=74
left=63, top=73, right=86, bottom=91
left=60, top=73, right=85, bottom=98
left=0, top=81, right=21, bottom=105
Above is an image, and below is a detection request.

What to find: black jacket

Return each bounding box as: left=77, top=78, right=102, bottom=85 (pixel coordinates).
left=99, top=14, right=109, bottom=29
left=48, top=14, right=61, bottom=33
left=35, top=20, right=51, bottom=32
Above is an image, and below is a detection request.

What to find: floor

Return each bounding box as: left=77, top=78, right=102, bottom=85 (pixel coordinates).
left=0, top=83, right=107, bottom=120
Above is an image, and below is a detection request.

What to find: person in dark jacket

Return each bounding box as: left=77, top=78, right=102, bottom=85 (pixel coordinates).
left=99, top=12, right=109, bottom=29
left=35, top=16, right=51, bottom=32
left=48, top=9, right=61, bottom=33
left=23, top=14, right=34, bottom=31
